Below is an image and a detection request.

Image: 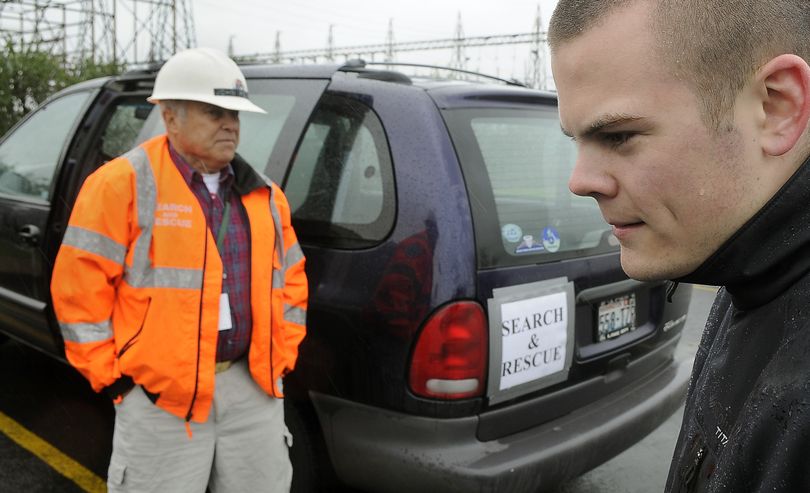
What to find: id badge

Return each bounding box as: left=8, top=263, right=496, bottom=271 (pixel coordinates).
left=219, top=293, right=233, bottom=331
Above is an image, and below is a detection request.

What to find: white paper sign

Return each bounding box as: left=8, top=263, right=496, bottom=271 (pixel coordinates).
left=499, top=291, right=568, bottom=390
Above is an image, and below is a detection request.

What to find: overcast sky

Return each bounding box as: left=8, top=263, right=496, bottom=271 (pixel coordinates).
left=192, top=0, right=560, bottom=85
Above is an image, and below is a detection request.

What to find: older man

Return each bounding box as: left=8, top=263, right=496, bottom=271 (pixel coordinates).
left=51, top=47, right=307, bottom=492
left=549, top=1, right=810, bottom=491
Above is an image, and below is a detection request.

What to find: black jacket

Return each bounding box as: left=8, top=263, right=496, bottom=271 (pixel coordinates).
left=666, top=157, right=810, bottom=492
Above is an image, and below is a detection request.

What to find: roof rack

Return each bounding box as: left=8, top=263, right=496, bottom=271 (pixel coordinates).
left=344, top=60, right=526, bottom=87
left=121, top=61, right=164, bottom=76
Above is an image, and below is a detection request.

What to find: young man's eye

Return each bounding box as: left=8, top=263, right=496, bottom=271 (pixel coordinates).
left=602, top=132, right=635, bottom=148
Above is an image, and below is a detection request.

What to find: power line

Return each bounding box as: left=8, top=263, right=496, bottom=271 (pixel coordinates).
left=235, top=5, right=550, bottom=88
left=242, top=32, right=543, bottom=61
left=238, top=30, right=549, bottom=88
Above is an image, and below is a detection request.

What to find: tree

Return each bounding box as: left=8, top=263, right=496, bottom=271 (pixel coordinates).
left=67, top=57, right=124, bottom=83
left=0, top=39, right=123, bottom=135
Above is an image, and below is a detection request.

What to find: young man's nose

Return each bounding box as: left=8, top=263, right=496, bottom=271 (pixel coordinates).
left=568, top=152, right=618, bottom=199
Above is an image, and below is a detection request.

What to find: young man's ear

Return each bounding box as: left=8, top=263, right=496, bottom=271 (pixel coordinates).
left=758, top=54, right=810, bottom=156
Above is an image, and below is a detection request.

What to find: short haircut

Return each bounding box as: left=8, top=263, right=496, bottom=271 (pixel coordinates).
left=549, top=0, right=810, bottom=130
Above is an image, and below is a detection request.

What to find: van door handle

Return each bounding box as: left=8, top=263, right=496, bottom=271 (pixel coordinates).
left=18, top=224, right=40, bottom=246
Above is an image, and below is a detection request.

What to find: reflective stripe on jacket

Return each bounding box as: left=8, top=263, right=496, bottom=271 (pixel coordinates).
left=51, top=134, right=307, bottom=423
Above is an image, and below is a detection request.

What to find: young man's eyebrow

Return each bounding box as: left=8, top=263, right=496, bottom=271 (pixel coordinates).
left=562, top=113, right=645, bottom=139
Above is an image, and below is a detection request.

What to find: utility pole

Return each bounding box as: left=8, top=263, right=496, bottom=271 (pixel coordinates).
left=449, top=12, right=466, bottom=73
left=326, top=24, right=334, bottom=61
left=62, top=4, right=67, bottom=62
left=172, top=0, right=177, bottom=53
left=112, top=0, right=117, bottom=64
left=527, top=4, right=547, bottom=89
left=32, top=1, right=39, bottom=44
left=90, top=0, right=95, bottom=62
left=273, top=31, right=281, bottom=63
left=385, top=18, right=394, bottom=63
left=132, top=0, right=136, bottom=62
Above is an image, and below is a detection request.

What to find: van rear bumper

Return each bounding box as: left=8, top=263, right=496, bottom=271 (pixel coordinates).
left=311, top=354, right=691, bottom=493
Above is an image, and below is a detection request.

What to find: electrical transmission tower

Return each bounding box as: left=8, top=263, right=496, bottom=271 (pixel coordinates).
left=246, top=7, right=550, bottom=89
left=125, top=0, right=196, bottom=64
left=0, top=0, right=99, bottom=61
left=0, top=0, right=196, bottom=66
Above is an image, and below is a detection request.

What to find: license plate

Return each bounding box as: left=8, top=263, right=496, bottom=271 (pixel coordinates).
left=597, top=294, right=636, bottom=342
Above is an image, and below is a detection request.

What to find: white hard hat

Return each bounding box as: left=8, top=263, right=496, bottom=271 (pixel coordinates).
left=148, top=47, right=266, bottom=114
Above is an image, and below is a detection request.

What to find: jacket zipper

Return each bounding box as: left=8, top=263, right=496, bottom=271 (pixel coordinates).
left=118, top=297, right=151, bottom=359
left=270, top=226, right=280, bottom=398
left=186, top=220, right=208, bottom=423
left=682, top=445, right=706, bottom=492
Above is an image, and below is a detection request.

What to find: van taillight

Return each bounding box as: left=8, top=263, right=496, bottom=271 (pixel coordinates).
left=408, top=301, right=487, bottom=400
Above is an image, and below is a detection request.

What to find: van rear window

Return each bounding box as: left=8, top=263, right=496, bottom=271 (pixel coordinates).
left=443, top=106, right=617, bottom=268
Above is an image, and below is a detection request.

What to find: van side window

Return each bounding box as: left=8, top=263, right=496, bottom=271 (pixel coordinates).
left=100, top=100, right=154, bottom=159
left=0, top=91, right=92, bottom=201
left=285, top=94, right=395, bottom=248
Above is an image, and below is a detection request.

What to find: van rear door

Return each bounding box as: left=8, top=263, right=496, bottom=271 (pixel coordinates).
left=438, top=90, right=691, bottom=437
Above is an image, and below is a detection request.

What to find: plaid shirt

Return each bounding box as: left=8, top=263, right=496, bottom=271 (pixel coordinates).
left=169, top=144, right=252, bottom=362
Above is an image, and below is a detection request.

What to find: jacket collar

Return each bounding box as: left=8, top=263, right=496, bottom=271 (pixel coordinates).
left=676, top=155, right=810, bottom=309
left=230, top=153, right=270, bottom=196
left=167, top=141, right=234, bottom=187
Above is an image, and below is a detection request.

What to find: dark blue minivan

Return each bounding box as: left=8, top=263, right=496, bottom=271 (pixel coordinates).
left=234, top=61, right=692, bottom=492
left=0, top=60, right=692, bottom=492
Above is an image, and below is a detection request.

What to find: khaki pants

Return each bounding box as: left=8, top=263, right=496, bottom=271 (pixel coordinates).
left=107, top=359, right=293, bottom=492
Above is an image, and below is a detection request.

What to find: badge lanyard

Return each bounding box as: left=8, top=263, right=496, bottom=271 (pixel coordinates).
left=216, top=200, right=232, bottom=252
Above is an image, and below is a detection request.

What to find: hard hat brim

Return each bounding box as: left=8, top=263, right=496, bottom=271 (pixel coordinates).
left=147, top=94, right=267, bottom=114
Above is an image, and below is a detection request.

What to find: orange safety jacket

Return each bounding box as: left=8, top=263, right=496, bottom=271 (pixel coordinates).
left=51, top=134, right=307, bottom=424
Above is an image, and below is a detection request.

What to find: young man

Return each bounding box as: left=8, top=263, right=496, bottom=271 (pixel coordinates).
left=549, top=1, right=810, bottom=491
left=51, top=48, right=307, bottom=492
